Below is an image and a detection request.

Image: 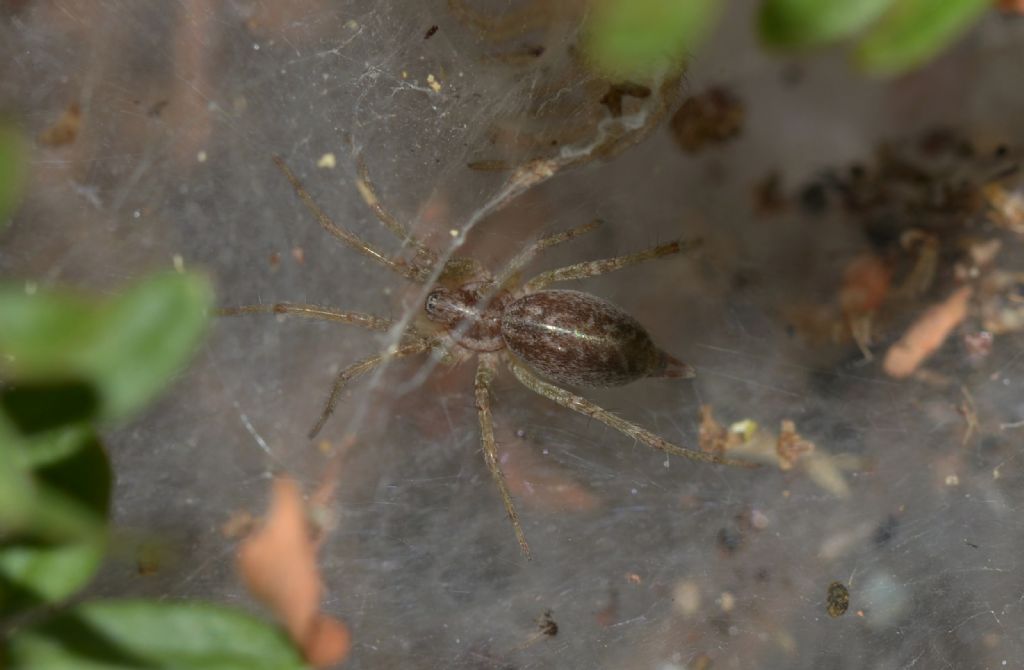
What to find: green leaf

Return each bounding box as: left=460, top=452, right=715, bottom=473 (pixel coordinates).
left=0, top=541, right=106, bottom=619
left=0, top=424, right=110, bottom=619
left=0, top=121, right=29, bottom=229
left=2, top=381, right=100, bottom=434
left=759, top=0, right=896, bottom=48
left=855, top=0, right=990, bottom=76
left=0, top=430, right=35, bottom=534
left=3, top=600, right=308, bottom=670
left=16, top=419, right=100, bottom=469
left=0, top=272, right=213, bottom=421
left=581, top=0, right=721, bottom=83
left=23, top=425, right=110, bottom=541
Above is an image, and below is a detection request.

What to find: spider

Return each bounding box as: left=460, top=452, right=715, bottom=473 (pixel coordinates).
left=220, top=153, right=754, bottom=559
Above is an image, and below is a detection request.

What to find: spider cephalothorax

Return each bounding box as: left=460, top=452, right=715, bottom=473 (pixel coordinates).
left=221, top=154, right=754, bottom=559
left=425, top=282, right=511, bottom=352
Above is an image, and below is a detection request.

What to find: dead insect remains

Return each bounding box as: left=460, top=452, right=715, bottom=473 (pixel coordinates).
left=221, top=153, right=755, bottom=559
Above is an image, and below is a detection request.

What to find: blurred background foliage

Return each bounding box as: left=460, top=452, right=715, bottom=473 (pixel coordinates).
left=583, top=0, right=998, bottom=81
left=0, top=274, right=307, bottom=668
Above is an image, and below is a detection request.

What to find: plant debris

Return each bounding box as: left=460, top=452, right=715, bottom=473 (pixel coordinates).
left=599, top=81, right=651, bottom=118
left=776, top=420, right=815, bottom=470
left=957, top=385, right=979, bottom=448
left=237, top=478, right=351, bottom=668
left=826, top=581, right=850, bottom=617
left=39, top=102, right=81, bottom=147
left=701, top=407, right=856, bottom=497
left=883, top=286, right=972, bottom=378
left=779, top=131, right=1024, bottom=386
left=670, top=86, right=744, bottom=153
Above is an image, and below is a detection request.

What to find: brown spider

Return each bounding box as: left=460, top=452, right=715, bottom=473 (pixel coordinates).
left=221, top=153, right=754, bottom=559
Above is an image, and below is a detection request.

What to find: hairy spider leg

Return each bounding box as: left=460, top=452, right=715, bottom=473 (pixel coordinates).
left=272, top=155, right=433, bottom=283
left=524, top=238, right=703, bottom=292
left=496, top=219, right=602, bottom=288
left=353, top=150, right=438, bottom=269
left=216, top=303, right=395, bottom=333
left=308, top=338, right=439, bottom=440
left=507, top=358, right=757, bottom=469
left=475, top=354, right=532, bottom=560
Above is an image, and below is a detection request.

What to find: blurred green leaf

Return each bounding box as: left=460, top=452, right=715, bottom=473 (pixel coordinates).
left=2, top=381, right=100, bottom=434
left=0, top=422, right=110, bottom=619
left=0, top=431, right=35, bottom=534
left=0, top=272, right=213, bottom=421
left=24, top=425, right=110, bottom=540
left=759, top=0, right=896, bottom=48
left=0, top=121, right=29, bottom=229
left=856, top=0, right=990, bottom=76
left=3, top=600, right=308, bottom=670
left=581, top=0, right=720, bottom=83
left=0, top=540, right=107, bottom=620
left=16, top=418, right=100, bottom=469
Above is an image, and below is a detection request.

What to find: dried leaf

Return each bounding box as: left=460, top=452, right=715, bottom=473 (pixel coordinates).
left=238, top=478, right=351, bottom=668
left=883, top=286, right=972, bottom=378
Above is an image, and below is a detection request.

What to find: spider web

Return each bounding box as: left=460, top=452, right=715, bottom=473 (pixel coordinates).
left=4, top=1, right=1024, bottom=668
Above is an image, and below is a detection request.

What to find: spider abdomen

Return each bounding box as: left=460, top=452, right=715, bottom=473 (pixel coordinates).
left=501, top=289, right=692, bottom=387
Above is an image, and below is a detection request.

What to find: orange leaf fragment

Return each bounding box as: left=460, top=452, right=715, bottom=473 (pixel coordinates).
left=238, top=478, right=351, bottom=668
left=883, top=286, right=972, bottom=379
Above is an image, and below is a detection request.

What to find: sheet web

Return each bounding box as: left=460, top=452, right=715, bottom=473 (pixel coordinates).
left=3, top=1, right=1024, bottom=668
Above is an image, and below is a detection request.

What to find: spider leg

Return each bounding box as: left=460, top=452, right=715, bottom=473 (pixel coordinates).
left=273, top=155, right=432, bottom=283
left=496, top=219, right=602, bottom=288
left=476, top=354, right=532, bottom=560
left=524, top=238, right=702, bottom=292
left=308, top=338, right=438, bottom=440
left=217, top=303, right=395, bottom=333
left=353, top=150, right=438, bottom=268
left=507, top=358, right=757, bottom=469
